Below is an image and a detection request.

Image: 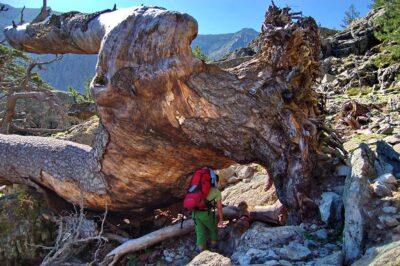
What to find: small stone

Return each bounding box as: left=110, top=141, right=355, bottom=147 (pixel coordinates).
left=313, top=229, right=329, bottom=240
left=278, top=260, right=293, bottom=266
left=300, top=223, right=307, bottom=230
left=394, top=225, right=400, bottom=233
left=336, top=165, right=351, bottom=177
left=382, top=206, right=397, bottom=214
left=264, top=250, right=279, bottom=260
left=238, top=255, right=251, bottom=265
left=236, top=166, right=255, bottom=180
left=379, top=215, right=400, bottom=227
left=322, top=73, right=336, bottom=84
left=377, top=223, right=385, bottom=230
left=165, top=256, right=174, bottom=263
left=277, top=242, right=312, bottom=261
left=377, top=124, right=394, bottom=135
left=383, top=135, right=400, bottom=145
left=310, top=224, right=318, bottom=231
left=372, top=182, right=393, bottom=197
left=304, top=239, right=319, bottom=249
left=324, top=243, right=339, bottom=251
left=187, top=251, right=232, bottom=266
left=314, top=251, right=343, bottom=266
left=376, top=173, right=398, bottom=185
left=313, top=247, right=330, bottom=257
left=263, top=260, right=281, bottom=266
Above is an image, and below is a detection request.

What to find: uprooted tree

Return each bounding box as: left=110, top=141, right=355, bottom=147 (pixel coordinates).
left=0, top=4, right=342, bottom=224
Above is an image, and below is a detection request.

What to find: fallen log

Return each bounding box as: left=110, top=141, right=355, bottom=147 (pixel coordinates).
left=103, top=205, right=286, bottom=265
left=2, top=4, right=329, bottom=223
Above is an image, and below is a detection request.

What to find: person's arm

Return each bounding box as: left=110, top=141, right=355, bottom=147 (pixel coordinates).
left=216, top=199, right=224, bottom=227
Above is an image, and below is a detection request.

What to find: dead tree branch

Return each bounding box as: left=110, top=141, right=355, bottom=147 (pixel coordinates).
left=32, top=0, right=51, bottom=24
left=20, top=6, right=25, bottom=24
left=40, top=192, right=108, bottom=266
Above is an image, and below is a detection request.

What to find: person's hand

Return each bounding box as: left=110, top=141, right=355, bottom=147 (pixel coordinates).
left=218, top=220, right=225, bottom=228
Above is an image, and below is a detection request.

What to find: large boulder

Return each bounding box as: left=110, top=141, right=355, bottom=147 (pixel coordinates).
left=319, top=192, right=343, bottom=226
left=343, top=143, right=376, bottom=264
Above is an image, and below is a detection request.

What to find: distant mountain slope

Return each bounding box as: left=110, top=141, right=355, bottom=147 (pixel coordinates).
left=192, top=28, right=259, bottom=60
left=0, top=4, right=258, bottom=91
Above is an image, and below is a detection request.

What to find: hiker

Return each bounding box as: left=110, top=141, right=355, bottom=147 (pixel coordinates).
left=183, top=167, right=224, bottom=251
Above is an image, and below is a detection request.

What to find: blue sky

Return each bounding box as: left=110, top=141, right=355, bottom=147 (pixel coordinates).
left=3, top=0, right=372, bottom=34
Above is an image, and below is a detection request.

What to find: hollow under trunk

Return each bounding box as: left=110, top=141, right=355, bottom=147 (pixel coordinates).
left=2, top=5, right=326, bottom=224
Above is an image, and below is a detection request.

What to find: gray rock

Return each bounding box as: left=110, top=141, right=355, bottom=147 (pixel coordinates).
left=379, top=63, right=400, bottom=90
left=304, top=239, right=320, bottom=249
left=263, top=260, right=281, bottom=266
left=375, top=141, right=400, bottom=177
left=377, top=124, right=394, bottom=135
left=263, top=260, right=293, bottom=266
left=343, top=144, right=375, bottom=264
left=336, top=165, right=351, bottom=177
left=379, top=216, right=400, bottom=227
left=324, top=243, right=339, bottom=251
left=382, top=206, right=397, bottom=214
left=222, top=174, right=277, bottom=206
left=187, top=251, right=232, bottom=266
left=384, top=135, right=400, bottom=145
left=237, top=165, right=256, bottom=180
left=277, top=260, right=293, bottom=266
left=242, top=249, right=279, bottom=264
left=313, top=229, right=329, bottom=240
left=165, top=256, right=174, bottom=263
left=314, top=251, right=343, bottom=266
left=319, top=192, right=343, bottom=226
left=351, top=240, right=400, bottom=266
left=276, top=242, right=312, bottom=261
left=394, top=225, right=400, bottom=233
left=376, top=173, right=398, bottom=185
left=310, top=224, right=318, bottom=231
left=238, top=225, right=304, bottom=251
left=372, top=181, right=393, bottom=197
left=388, top=95, right=400, bottom=111
left=238, top=255, right=251, bottom=265
left=313, top=247, right=330, bottom=258
left=322, top=73, right=336, bottom=84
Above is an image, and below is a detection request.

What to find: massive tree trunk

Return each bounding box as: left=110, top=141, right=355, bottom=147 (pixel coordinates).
left=2, top=5, right=326, bottom=223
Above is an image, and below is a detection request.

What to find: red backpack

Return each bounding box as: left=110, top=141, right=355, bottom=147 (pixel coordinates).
left=183, top=168, right=211, bottom=212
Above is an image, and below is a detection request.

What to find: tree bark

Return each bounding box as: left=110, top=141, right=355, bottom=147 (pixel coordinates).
left=2, top=5, right=327, bottom=223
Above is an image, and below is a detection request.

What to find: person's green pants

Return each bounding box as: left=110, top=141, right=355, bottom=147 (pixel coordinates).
left=193, top=210, right=218, bottom=246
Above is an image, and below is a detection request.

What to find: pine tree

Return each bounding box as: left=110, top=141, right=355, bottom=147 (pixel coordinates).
left=192, top=45, right=208, bottom=61
left=341, top=4, right=360, bottom=28
left=373, top=0, right=400, bottom=43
